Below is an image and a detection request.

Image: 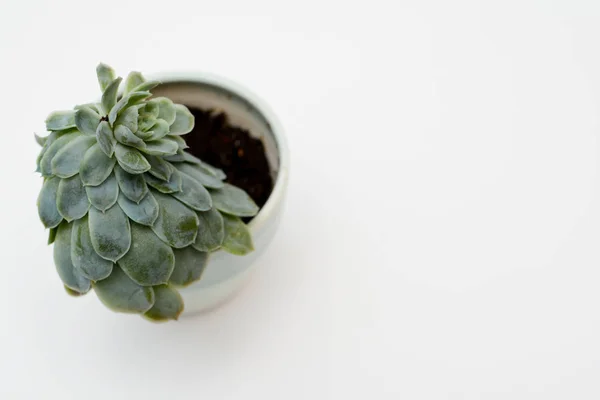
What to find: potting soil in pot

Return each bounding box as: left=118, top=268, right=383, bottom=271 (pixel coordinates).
left=185, top=107, right=274, bottom=222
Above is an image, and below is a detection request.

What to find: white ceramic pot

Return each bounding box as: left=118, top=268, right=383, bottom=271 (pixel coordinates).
left=149, top=73, right=289, bottom=316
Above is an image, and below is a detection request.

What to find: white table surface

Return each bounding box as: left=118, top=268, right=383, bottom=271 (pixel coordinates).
left=2, top=1, right=600, bottom=398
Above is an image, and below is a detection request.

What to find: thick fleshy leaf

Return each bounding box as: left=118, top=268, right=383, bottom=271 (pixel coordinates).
left=143, top=101, right=160, bottom=118
left=88, top=205, right=131, bottom=262
left=173, top=172, right=212, bottom=211
left=46, top=110, right=76, bottom=131
left=80, top=144, right=116, bottom=186
left=96, top=63, right=116, bottom=92
left=192, top=208, right=225, bottom=252
left=54, top=222, right=91, bottom=294
left=36, top=131, right=59, bottom=165
left=48, top=227, right=58, bottom=244
left=151, top=191, right=199, bottom=248
left=74, top=106, right=101, bottom=135
left=163, top=150, right=186, bottom=163
left=34, top=133, right=46, bottom=147
left=138, top=139, right=178, bottom=156
left=168, top=135, right=189, bottom=150
left=144, top=169, right=182, bottom=193
left=74, top=103, right=101, bottom=114
left=101, top=77, right=122, bottom=115
left=146, top=155, right=173, bottom=181
left=114, top=125, right=146, bottom=148
left=118, top=223, right=175, bottom=286
left=137, top=114, right=157, bottom=135
left=210, top=184, right=259, bottom=217
left=221, top=213, right=254, bottom=255
left=115, top=144, right=151, bottom=174
left=86, top=173, right=119, bottom=211
left=51, top=135, right=96, bottom=178
left=117, top=192, right=159, bottom=226
left=131, top=80, right=160, bottom=93
left=178, top=153, right=227, bottom=180
left=175, top=163, right=224, bottom=189
left=124, top=71, right=144, bottom=94
left=56, top=175, right=90, bottom=222
left=143, top=285, right=184, bottom=321
left=40, top=132, right=80, bottom=176
left=94, top=266, right=155, bottom=313
left=108, top=91, right=151, bottom=125
left=114, top=165, right=148, bottom=203
left=96, top=121, right=117, bottom=157
left=64, top=286, right=84, bottom=297
left=144, top=119, right=170, bottom=141
left=170, top=247, right=209, bottom=287
left=115, top=105, right=139, bottom=133
left=71, top=216, right=113, bottom=281
left=169, top=105, right=194, bottom=135
left=154, top=97, right=176, bottom=125
left=37, top=176, right=62, bottom=228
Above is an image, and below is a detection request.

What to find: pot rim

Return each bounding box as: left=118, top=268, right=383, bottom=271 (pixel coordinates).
left=146, top=71, right=290, bottom=238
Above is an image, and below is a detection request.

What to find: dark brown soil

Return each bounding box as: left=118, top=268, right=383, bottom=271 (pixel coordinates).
left=184, top=107, right=274, bottom=218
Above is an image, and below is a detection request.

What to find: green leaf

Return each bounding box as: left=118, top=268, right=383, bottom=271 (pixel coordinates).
left=96, top=121, right=117, bottom=157
left=109, top=91, right=151, bottom=125
left=48, top=227, right=58, bottom=244
left=137, top=113, right=157, bottom=135
left=34, top=133, right=47, bottom=147
left=168, top=134, right=189, bottom=150
left=118, top=223, right=175, bottom=286
left=117, top=192, right=159, bottom=226
left=131, top=80, right=160, bottom=93
left=96, top=63, right=116, bottom=92
left=163, top=150, right=186, bottom=163
left=94, top=266, right=155, bottom=314
left=154, top=97, right=176, bottom=125
left=57, top=175, right=90, bottom=222
left=144, top=119, right=170, bottom=141
left=192, top=208, right=225, bottom=252
left=86, top=173, right=119, bottom=212
left=209, top=183, right=259, bottom=217
left=151, top=190, right=199, bottom=248
left=114, top=165, right=148, bottom=203
left=54, top=222, right=91, bottom=294
left=114, top=125, right=146, bottom=148
left=115, top=105, right=139, bottom=133
left=101, top=77, right=123, bottom=115
left=74, top=103, right=101, bottom=114
left=143, top=101, right=160, bottom=118
left=143, top=285, right=183, bottom=321
left=145, top=169, right=182, bottom=193
left=64, top=285, right=84, bottom=297
left=71, top=216, right=113, bottom=281
left=37, top=176, right=63, bottom=228
left=178, top=153, right=227, bottom=180
left=51, top=135, right=96, bottom=178
left=146, top=155, right=173, bottom=181
left=40, top=132, right=80, bottom=176
left=138, top=138, right=179, bottom=156
left=115, top=144, right=151, bottom=174
left=170, top=247, right=209, bottom=287
left=74, top=106, right=101, bottom=135
left=88, top=205, right=131, bottom=262
left=80, top=144, right=116, bottom=186
left=173, top=172, right=212, bottom=211
left=221, top=213, right=254, bottom=255
left=175, top=163, right=224, bottom=189
left=46, top=110, right=76, bottom=131
left=169, top=105, right=194, bottom=135
left=124, top=71, right=144, bottom=94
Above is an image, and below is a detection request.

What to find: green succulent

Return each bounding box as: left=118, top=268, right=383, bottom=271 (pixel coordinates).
left=35, top=63, right=259, bottom=322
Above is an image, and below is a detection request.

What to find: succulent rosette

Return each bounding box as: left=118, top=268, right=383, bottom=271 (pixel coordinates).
left=35, top=64, right=258, bottom=321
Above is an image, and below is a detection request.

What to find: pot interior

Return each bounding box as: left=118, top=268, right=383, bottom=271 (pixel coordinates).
left=152, top=80, right=280, bottom=184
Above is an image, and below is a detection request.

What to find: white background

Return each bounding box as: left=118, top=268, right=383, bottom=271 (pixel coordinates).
left=1, top=0, right=600, bottom=398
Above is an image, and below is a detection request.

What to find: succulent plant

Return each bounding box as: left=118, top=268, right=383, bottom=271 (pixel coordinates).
left=35, top=64, right=259, bottom=321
